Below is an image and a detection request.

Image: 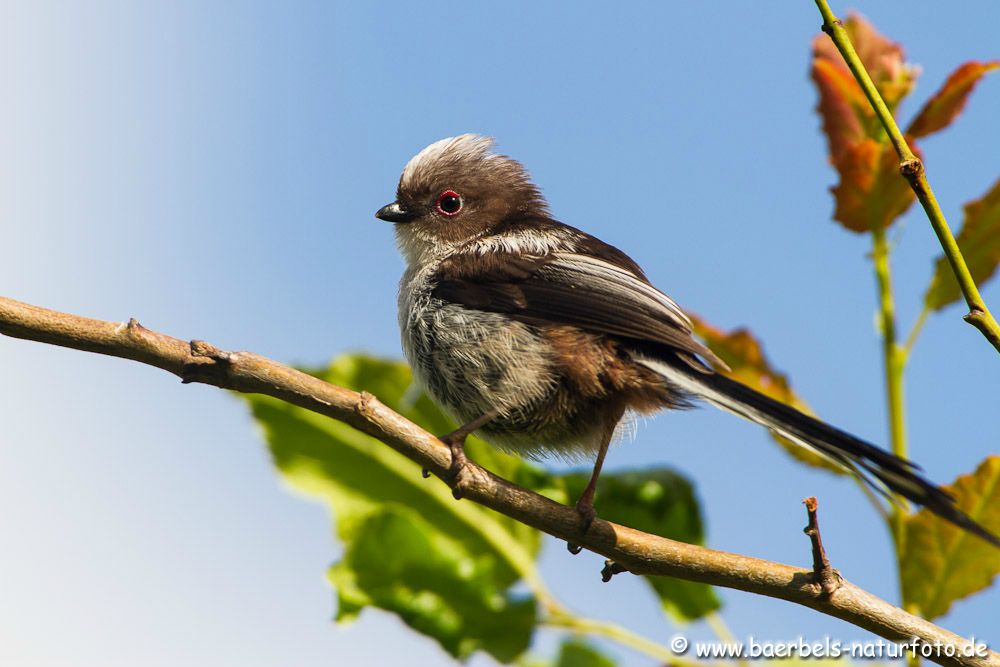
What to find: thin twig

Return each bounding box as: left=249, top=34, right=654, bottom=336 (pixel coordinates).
left=1, top=295, right=997, bottom=667
left=543, top=612, right=689, bottom=665
left=814, top=0, right=1000, bottom=354
left=706, top=612, right=752, bottom=667
left=903, top=306, right=932, bottom=360
left=802, top=497, right=842, bottom=596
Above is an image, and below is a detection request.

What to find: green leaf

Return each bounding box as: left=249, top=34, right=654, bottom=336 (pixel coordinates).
left=516, top=639, right=619, bottom=667
left=330, top=506, right=536, bottom=662
left=561, top=468, right=720, bottom=621
left=243, top=354, right=545, bottom=661
left=924, top=178, right=1000, bottom=311
left=689, top=315, right=844, bottom=475
left=900, top=456, right=1000, bottom=620
left=554, top=638, right=619, bottom=667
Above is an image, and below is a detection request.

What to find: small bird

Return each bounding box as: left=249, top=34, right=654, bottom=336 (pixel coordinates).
left=376, top=134, right=999, bottom=548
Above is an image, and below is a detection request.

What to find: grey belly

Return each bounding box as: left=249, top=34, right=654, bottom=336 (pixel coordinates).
left=399, top=284, right=608, bottom=458
left=402, top=301, right=557, bottom=428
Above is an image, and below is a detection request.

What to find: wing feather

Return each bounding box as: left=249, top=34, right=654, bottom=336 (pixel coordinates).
left=433, top=249, right=724, bottom=369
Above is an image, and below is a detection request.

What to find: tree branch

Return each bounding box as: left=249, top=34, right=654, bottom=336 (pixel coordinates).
left=814, top=0, right=1000, bottom=354
left=1, top=295, right=996, bottom=667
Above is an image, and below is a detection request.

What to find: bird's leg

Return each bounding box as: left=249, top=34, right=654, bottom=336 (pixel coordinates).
left=438, top=409, right=499, bottom=498
left=575, top=441, right=608, bottom=528
left=567, top=418, right=617, bottom=555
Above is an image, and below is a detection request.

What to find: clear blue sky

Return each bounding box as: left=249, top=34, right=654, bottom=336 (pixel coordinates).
left=1, top=2, right=998, bottom=665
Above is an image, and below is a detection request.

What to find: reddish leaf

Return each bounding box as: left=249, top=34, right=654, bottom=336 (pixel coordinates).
left=811, top=53, right=868, bottom=163
left=811, top=14, right=920, bottom=233
left=925, top=178, right=1000, bottom=310
left=839, top=14, right=917, bottom=110
left=689, top=315, right=843, bottom=474
left=811, top=13, right=918, bottom=161
left=830, top=138, right=919, bottom=233
left=908, top=61, right=1000, bottom=138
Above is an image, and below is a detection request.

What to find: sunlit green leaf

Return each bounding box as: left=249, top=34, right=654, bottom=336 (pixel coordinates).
left=900, top=456, right=1000, bottom=620
left=516, top=638, right=620, bottom=667
left=245, top=355, right=720, bottom=652
left=243, top=355, right=544, bottom=661
left=561, top=468, right=720, bottom=621
left=925, top=179, right=1000, bottom=311
left=331, top=507, right=536, bottom=661
left=554, top=638, right=619, bottom=667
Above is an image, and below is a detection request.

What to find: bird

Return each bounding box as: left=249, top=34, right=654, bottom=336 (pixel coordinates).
left=375, top=133, right=999, bottom=549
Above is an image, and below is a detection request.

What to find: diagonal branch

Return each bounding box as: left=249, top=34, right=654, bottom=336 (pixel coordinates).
left=813, top=0, right=1000, bottom=353
left=1, top=294, right=997, bottom=667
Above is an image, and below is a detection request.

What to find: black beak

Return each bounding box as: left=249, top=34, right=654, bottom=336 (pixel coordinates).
left=375, top=201, right=416, bottom=224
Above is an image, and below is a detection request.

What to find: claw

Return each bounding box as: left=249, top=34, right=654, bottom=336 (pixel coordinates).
left=434, top=411, right=498, bottom=500
left=601, top=560, right=628, bottom=582
left=566, top=498, right=598, bottom=554
left=439, top=431, right=472, bottom=500
left=575, top=497, right=597, bottom=535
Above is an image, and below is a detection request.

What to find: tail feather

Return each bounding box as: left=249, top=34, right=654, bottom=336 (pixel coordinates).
left=638, top=354, right=1000, bottom=549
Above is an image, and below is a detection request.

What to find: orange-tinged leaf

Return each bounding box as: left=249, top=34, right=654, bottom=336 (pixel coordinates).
left=840, top=13, right=918, bottom=110
left=830, top=138, right=918, bottom=233
left=689, top=315, right=843, bottom=474
left=900, top=456, right=1000, bottom=620
left=811, top=13, right=918, bottom=161
left=908, top=61, right=1000, bottom=138
left=925, top=178, right=1000, bottom=310
left=811, top=55, right=867, bottom=163
left=811, top=14, right=921, bottom=233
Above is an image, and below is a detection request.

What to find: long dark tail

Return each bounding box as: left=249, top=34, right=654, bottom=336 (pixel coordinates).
left=638, top=354, right=1000, bottom=548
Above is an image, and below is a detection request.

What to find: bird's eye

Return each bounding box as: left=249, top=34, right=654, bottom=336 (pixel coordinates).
left=436, top=190, right=462, bottom=216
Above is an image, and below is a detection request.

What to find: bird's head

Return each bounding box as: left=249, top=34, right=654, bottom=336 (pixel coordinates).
left=376, top=135, right=548, bottom=262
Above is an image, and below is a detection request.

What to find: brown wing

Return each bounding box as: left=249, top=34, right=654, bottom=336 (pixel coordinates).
left=432, top=249, right=724, bottom=370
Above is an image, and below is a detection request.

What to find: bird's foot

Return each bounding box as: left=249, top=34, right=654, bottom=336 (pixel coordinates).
left=439, top=431, right=473, bottom=500
left=566, top=498, right=597, bottom=554
left=601, top=560, right=628, bottom=582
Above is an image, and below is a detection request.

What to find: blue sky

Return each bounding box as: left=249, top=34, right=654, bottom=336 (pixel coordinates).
left=1, top=2, right=998, bottom=665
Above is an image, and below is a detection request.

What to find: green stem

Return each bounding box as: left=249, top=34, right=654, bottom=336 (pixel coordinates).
left=706, top=612, right=750, bottom=667
left=902, top=305, right=931, bottom=361
left=873, top=228, right=919, bottom=667
left=705, top=611, right=737, bottom=644
left=814, top=0, right=1000, bottom=354
left=872, top=227, right=910, bottom=549
left=544, top=611, right=689, bottom=665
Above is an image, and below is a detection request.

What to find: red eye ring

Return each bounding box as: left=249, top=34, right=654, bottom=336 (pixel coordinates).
left=436, top=190, right=463, bottom=216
